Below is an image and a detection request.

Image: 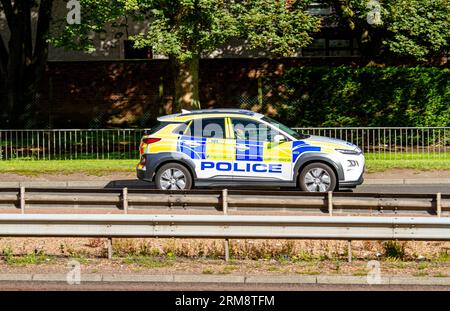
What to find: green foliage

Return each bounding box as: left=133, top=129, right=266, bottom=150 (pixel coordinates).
left=2, top=247, right=52, bottom=265
left=49, top=0, right=126, bottom=52
left=202, top=267, right=214, bottom=274
left=334, top=0, right=450, bottom=61
left=49, top=0, right=448, bottom=62
left=383, top=0, right=450, bottom=60
left=437, top=251, right=450, bottom=262
left=269, top=66, right=450, bottom=127
left=51, top=0, right=320, bottom=60
left=122, top=255, right=175, bottom=268
left=128, top=0, right=241, bottom=61
left=127, top=0, right=320, bottom=61
left=50, top=0, right=320, bottom=110
left=236, top=0, right=320, bottom=56
left=382, top=241, right=406, bottom=260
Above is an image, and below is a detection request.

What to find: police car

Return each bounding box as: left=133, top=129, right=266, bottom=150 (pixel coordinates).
left=136, top=109, right=364, bottom=192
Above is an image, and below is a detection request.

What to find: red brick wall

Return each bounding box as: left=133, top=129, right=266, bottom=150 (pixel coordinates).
left=40, top=58, right=361, bottom=128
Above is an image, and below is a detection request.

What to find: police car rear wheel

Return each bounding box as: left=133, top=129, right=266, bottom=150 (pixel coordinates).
left=155, top=163, right=192, bottom=190
left=299, top=163, right=336, bottom=193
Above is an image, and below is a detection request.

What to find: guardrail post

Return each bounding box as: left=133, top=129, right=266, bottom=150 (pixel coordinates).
left=223, top=189, right=230, bottom=262
left=19, top=186, right=25, bottom=214
left=224, top=239, right=230, bottom=262
left=122, top=187, right=128, bottom=214
left=328, top=191, right=333, bottom=216
left=106, top=237, right=113, bottom=260
left=222, top=188, right=228, bottom=214
left=347, top=240, right=352, bottom=263
left=437, top=193, right=442, bottom=217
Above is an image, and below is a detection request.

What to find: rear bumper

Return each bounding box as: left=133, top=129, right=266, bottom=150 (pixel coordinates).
left=137, top=169, right=152, bottom=182
left=136, top=153, right=198, bottom=182
left=136, top=154, right=155, bottom=182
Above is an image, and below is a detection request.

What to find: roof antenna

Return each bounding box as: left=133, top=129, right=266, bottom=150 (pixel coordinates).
left=181, top=109, right=191, bottom=114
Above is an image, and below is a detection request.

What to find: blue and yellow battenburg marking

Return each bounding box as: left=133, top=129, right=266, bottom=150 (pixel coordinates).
left=292, top=141, right=321, bottom=162
left=178, top=136, right=207, bottom=159
left=174, top=135, right=322, bottom=173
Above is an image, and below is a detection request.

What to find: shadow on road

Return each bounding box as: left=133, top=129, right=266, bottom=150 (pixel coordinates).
left=103, top=180, right=356, bottom=192
left=104, top=180, right=155, bottom=189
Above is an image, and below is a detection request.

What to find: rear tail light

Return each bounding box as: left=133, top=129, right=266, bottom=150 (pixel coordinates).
left=143, top=137, right=161, bottom=144
left=139, top=156, right=147, bottom=165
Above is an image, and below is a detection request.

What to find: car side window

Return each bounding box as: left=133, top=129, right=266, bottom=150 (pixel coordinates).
left=185, top=118, right=226, bottom=139
left=230, top=118, right=285, bottom=142
left=173, top=123, right=189, bottom=136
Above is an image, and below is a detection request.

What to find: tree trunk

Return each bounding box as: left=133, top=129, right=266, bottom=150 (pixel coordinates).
left=0, top=0, right=53, bottom=128
left=171, top=55, right=201, bottom=112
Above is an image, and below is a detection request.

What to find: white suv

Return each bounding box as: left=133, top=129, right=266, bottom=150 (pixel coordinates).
left=137, top=109, right=365, bottom=192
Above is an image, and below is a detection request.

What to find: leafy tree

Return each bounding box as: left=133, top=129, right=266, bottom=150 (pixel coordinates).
left=383, top=0, right=450, bottom=62
left=0, top=0, right=53, bottom=128
left=125, top=0, right=242, bottom=111
left=0, top=0, right=126, bottom=127
left=53, top=0, right=320, bottom=112
left=127, top=0, right=321, bottom=111
left=49, top=0, right=126, bottom=53
left=326, top=0, right=450, bottom=64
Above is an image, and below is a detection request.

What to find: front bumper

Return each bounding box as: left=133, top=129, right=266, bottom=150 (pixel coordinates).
left=339, top=158, right=365, bottom=189
left=339, top=174, right=364, bottom=189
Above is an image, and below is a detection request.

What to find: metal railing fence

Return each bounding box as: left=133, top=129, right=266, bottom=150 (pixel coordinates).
left=0, top=127, right=448, bottom=160
left=294, top=127, right=450, bottom=161
left=2, top=213, right=450, bottom=241
left=2, top=187, right=449, bottom=216
left=0, top=129, right=149, bottom=160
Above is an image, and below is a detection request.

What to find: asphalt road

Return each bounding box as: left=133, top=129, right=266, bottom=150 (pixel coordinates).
left=1, top=281, right=450, bottom=291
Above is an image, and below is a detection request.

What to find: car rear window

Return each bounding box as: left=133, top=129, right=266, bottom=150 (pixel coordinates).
left=147, top=122, right=169, bottom=135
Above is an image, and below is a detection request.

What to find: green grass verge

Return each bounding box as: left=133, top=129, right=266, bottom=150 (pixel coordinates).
left=0, top=157, right=448, bottom=176
left=121, top=255, right=175, bottom=268
left=0, top=159, right=137, bottom=175
left=366, top=159, right=450, bottom=172
left=365, top=152, right=450, bottom=172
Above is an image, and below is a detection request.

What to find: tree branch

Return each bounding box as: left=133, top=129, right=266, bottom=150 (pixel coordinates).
left=32, top=0, right=53, bottom=83
left=23, top=0, right=33, bottom=62
left=0, top=33, right=8, bottom=76
left=33, top=0, right=53, bottom=62
left=0, top=0, right=15, bottom=30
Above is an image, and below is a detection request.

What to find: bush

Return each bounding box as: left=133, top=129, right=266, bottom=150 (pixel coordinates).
left=264, top=66, right=450, bottom=127
left=382, top=241, right=406, bottom=260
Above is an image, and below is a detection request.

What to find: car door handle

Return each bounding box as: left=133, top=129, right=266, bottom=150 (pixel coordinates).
left=235, top=144, right=250, bottom=151
left=184, top=141, right=201, bottom=147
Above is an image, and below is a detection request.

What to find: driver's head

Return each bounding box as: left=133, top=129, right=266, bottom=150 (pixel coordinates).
left=235, top=126, right=246, bottom=140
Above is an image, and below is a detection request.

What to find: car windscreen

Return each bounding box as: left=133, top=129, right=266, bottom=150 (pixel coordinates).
left=261, top=116, right=309, bottom=140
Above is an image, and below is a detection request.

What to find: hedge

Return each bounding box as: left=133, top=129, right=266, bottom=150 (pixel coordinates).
left=264, top=66, right=450, bottom=127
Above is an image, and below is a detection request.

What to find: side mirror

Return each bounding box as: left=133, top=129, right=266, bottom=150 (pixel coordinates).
left=273, top=134, right=286, bottom=143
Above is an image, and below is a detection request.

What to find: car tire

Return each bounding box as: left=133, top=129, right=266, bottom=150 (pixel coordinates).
left=155, top=163, right=193, bottom=190
left=299, top=162, right=337, bottom=192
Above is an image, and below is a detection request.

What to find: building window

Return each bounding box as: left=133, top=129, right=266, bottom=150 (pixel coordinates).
left=123, top=40, right=153, bottom=59
left=306, top=2, right=334, bottom=15
left=302, top=37, right=359, bottom=57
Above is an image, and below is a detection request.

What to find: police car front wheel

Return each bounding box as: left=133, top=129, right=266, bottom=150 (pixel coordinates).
left=155, top=163, right=193, bottom=190
left=299, top=163, right=337, bottom=193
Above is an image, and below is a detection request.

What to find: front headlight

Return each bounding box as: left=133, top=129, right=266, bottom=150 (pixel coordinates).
left=335, top=148, right=361, bottom=155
